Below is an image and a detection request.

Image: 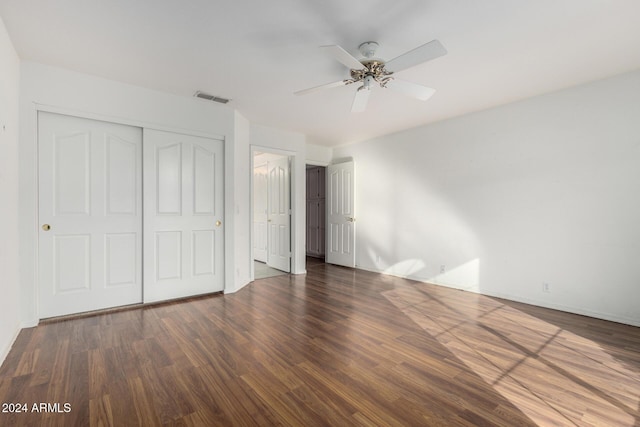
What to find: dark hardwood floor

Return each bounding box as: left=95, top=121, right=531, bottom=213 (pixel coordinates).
left=1, top=259, right=639, bottom=426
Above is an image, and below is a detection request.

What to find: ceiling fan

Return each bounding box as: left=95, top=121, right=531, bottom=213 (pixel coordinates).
left=294, top=40, right=447, bottom=112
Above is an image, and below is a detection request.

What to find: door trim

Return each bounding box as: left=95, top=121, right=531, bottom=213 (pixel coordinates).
left=34, top=103, right=226, bottom=141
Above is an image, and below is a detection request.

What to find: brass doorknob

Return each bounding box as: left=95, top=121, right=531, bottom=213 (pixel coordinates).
left=215, top=220, right=222, bottom=227
left=42, top=224, right=51, bottom=231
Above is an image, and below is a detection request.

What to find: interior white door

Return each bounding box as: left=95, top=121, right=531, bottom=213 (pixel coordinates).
left=143, top=129, right=224, bottom=303
left=253, top=162, right=268, bottom=263
left=267, top=156, right=291, bottom=272
left=38, top=112, right=142, bottom=318
left=326, top=161, right=356, bottom=268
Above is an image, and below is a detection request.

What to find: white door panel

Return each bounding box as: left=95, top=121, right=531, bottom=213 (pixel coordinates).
left=326, top=161, right=356, bottom=268
left=267, top=156, right=291, bottom=272
left=38, top=112, right=143, bottom=318
left=106, top=135, right=138, bottom=214
left=105, top=233, right=137, bottom=286
left=143, top=129, right=224, bottom=302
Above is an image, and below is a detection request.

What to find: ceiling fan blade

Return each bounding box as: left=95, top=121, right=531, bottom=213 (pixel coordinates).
left=351, top=87, right=371, bottom=113
left=320, top=45, right=364, bottom=70
left=385, top=78, right=435, bottom=101
left=294, top=80, right=347, bottom=96
left=385, top=40, right=447, bottom=73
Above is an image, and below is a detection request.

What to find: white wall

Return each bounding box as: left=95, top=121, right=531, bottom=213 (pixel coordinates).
left=18, top=62, right=236, bottom=324
left=306, top=142, right=332, bottom=166
left=224, top=121, right=307, bottom=293
left=334, top=70, right=640, bottom=326
left=227, top=111, right=251, bottom=293
left=0, top=16, right=21, bottom=365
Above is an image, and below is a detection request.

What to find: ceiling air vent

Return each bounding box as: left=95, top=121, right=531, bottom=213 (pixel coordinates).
left=194, top=91, right=230, bottom=104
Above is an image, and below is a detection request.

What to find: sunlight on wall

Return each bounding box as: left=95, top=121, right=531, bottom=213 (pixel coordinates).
left=379, top=257, right=481, bottom=293
left=383, top=284, right=640, bottom=426
left=357, top=160, right=483, bottom=291
left=338, top=72, right=640, bottom=327
left=382, top=259, right=426, bottom=277
left=430, top=258, right=480, bottom=292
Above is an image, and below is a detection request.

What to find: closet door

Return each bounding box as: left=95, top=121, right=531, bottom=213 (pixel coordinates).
left=38, top=112, right=142, bottom=318
left=143, top=129, right=224, bottom=302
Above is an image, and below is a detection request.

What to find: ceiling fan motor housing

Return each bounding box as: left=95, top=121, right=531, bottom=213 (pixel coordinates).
left=350, top=60, right=392, bottom=88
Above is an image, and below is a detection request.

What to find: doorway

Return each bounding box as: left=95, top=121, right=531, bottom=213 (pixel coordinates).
left=252, top=151, right=291, bottom=279
left=305, top=165, right=326, bottom=260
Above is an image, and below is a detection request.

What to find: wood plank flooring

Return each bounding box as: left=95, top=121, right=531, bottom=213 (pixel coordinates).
left=1, top=258, right=639, bottom=426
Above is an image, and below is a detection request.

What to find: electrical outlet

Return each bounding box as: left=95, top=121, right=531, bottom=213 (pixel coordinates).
left=440, top=265, right=446, bottom=274
left=542, top=282, right=550, bottom=293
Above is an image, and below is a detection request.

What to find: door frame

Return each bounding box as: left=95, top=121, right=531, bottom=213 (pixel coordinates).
left=250, top=145, right=298, bottom=281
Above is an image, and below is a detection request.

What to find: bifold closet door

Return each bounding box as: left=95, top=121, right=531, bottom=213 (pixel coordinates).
left=38, top=112, right=143, bottom=318
left=143, top=129, right=224, bottom=303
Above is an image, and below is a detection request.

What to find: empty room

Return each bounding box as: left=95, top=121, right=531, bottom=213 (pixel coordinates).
left=1, top=1, right=639, bottom=426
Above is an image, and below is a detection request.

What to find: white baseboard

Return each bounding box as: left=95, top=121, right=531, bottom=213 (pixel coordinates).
left=21, top=319, right=39, bottom=328
left=0, top=324, right=22, bottom=369
left=356, top=264, right=640, bottom=328
left=481, top=290, right=640, bottom=328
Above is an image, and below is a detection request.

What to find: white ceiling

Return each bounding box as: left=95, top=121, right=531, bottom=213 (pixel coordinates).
left=2, top=1, right=640, bottom=147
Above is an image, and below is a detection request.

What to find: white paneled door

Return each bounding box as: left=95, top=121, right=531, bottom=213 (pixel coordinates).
left=143, top=129, right=224, bottom=303
left=326, top=161, right=356, bottom=268
left=267, top=156, right=291, bottom=272
left=38, top=112, right=143, bottom=318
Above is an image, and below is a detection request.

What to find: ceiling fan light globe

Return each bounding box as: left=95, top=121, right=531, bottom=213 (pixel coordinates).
left=358, top=41, right=379, bottom=59
left=363, top=75, right=375, bottom=89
